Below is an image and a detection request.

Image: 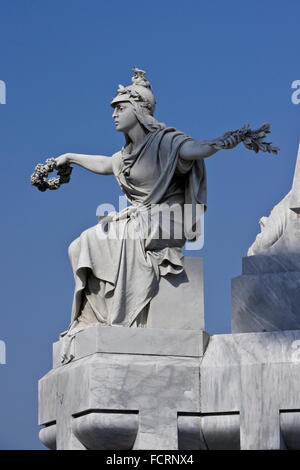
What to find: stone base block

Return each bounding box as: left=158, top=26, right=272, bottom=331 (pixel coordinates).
left=39, top=328, right=300, bottom=450
left=201, top=330, right=300, bottom=450
left=39, top=352, right=203, bottom=450
left=147, top=257, right=205, bottom=330
left=232, top=255, right=300, bottom=333
left=53, top=325, right=209, bottom=368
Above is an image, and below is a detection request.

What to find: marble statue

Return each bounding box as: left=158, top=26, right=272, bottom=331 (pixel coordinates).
left=232, top=143, right=300, bottom=334
left=248, top=143, right=300, bottom=256
left=39, top=71, right=297, bottom=452
left=42, top=67, right=277, bottom=362
left=247, top=191, right=291, bottom=256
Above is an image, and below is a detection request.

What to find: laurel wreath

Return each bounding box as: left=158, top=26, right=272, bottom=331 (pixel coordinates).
left=30, top=158, right=73, bottom=192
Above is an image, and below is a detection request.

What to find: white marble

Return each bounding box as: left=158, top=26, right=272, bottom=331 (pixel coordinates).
left=242, top=253, right=300, bottom=274
left=147, top=257, right=205, bottom=331
left=201, top=330, right=300, bottom=450
left=248, top=143, right=300, bottom=256
left=39, top=352, right=202, bottom=450
left=53, top=325, right=209, bottom=368
left=40, top=329, right=300, bottom=450
left=232, top=266, right=300, bottom=333
left=72, top=412, right=139, bottom=450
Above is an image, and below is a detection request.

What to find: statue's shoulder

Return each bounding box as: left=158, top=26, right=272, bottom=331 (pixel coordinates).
left=158, top=127, right=191, bottom=151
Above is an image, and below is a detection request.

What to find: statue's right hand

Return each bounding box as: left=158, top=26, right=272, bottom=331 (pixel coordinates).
left=55, top=153, right=70, bottom=167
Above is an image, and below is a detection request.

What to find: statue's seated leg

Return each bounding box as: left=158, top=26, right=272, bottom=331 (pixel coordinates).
left=76, top=296, right=99, bottom=327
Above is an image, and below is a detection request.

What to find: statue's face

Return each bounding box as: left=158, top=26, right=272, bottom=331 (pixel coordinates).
left=112, top=102, right=138, bottom=133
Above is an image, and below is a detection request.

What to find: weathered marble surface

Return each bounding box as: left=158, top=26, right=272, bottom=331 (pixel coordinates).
left=147, top=257, right=205, bottom=330
left=72, top=412, right=139, bottom=450
left=59, top=256, right=205, bottom=365
left=39, top=352, right=202, bottom=450
left=178, top=414, right=240, bottom=450
left=232, top=253, right=300, bottom=334
left=201, top=330, right=300, bottom=450
left=242, top=253, right=300, bottom=274
left=53, top=325, right=209, bottom=368
left=232, top=262, right=300, bottom=333
left=41, top=323, right=210, bottom=450
left=39, top=327, right=300, bottom=450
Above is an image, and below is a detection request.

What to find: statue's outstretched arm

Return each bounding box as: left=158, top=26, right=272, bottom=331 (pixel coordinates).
left=179, top=132, right=239, bottom=161
left=56, top=153, right=113, bottom=175
left=180, top=141, right=220, bottom=160
left=180, top=123, right=279, bottom=161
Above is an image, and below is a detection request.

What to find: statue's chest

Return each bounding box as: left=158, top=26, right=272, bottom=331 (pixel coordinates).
left=113, top=151, right=160, bottom=194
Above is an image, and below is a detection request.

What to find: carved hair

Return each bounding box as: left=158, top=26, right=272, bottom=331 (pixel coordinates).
left=133, top=105, right=165, bottom=132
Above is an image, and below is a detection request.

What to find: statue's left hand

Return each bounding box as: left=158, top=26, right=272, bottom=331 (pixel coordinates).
left=215, top=130, right=241, bottom=149
left=211, top=123, right=279, bottom=155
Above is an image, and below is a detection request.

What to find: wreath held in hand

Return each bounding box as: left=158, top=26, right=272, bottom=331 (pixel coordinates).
left=30, top=158, right=72, bottom=192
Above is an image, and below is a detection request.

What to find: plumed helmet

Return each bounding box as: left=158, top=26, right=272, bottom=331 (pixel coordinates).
left=110, top=67, right=156, bottom=115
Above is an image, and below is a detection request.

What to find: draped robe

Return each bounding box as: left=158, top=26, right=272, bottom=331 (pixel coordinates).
left=67, top=127, right=207, bottom=332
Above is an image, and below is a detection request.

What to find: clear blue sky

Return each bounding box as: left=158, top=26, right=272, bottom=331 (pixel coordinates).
left=0, top=0, right=299, bottom=449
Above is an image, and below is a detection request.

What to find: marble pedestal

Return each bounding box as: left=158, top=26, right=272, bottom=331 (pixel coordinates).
left=39, top=326, right=209, bottom=450
left=201, top=329, right=300, bottom=450
left=39, top=251, right=300, bottom=450
left=232, top=254, right=300, bottom=333
left=39, top=327, right=300, bottom=450
left=39, top=256, right=207, bottom=450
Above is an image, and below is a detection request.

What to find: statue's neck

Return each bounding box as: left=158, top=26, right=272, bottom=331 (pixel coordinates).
left=125, top=124, right=148, bottom=153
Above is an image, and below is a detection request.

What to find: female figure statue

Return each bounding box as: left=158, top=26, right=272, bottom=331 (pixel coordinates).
left=54, top=67, right=270, bottom=361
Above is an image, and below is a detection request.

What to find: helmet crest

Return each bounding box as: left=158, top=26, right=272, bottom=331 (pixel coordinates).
left=111, top=67, right=156, bottom=115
